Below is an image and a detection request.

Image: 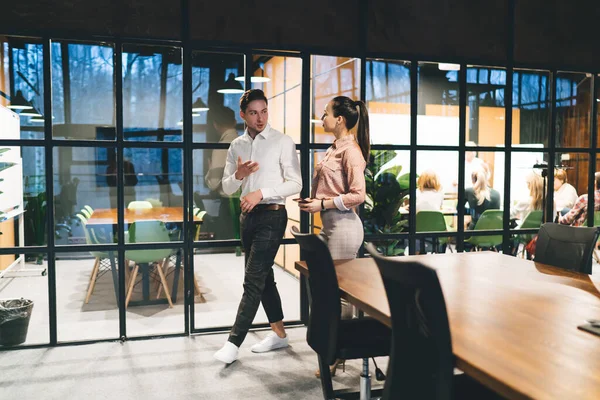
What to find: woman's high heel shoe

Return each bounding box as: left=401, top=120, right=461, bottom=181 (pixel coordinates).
left=315, top=359, right=346, bottom=378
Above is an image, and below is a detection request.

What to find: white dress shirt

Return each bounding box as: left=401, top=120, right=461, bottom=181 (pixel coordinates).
left=222, top=124, right=302, bottom=205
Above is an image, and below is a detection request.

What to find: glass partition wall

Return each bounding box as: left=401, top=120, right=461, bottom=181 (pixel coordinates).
left=1, top=34, right=599, bottom=347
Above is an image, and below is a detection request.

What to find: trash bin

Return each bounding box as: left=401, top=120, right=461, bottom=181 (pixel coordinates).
left=0, top=298, right=34, bottom=346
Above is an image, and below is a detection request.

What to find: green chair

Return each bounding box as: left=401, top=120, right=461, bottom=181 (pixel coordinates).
left=514, top=210, right=543, bottom=258
left=83, top=205, right=94, bottom=216
left=80, top=208, right=92, bottom=219
left=127, top=200, right=153, bottom=209
left=464, top=209, right=503, bottom=251
left=416, top=211, right=450, bottom=253
left=193, top=207, right=208, bottom=241
left=125, top=220, right=173, bottom=308
left=75, top=214, right=114, bottom=304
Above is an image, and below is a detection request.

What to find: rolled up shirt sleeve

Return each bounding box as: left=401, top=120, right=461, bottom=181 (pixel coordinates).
left=337, top=147, right=366, bottom=210
left=221, top=146, right=242, bottom=196
left=260, top=136, right=302, bottom=200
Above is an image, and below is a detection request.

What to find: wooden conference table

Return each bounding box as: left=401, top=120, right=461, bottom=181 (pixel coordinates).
left=295, top=252, right=600, bottom=399
left=86, top=207, right=202, bottom=306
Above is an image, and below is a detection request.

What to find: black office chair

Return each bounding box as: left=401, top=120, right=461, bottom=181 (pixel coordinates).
left=365, top=243, right=499, bottom=400
left=535, top=223, right=600, bottom=274
left=291, top=227, right=390, bottom=400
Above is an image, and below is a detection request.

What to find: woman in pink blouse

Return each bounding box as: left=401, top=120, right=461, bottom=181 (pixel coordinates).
left=298, top=95, right=370, bottom=377
left=299, top=96, right=369, bottom=258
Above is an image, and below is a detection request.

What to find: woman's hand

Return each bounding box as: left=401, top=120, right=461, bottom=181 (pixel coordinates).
left=299, top=198, right=322, bottom=214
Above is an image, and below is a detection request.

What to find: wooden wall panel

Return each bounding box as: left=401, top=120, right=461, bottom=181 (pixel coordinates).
left=368, top=0, right=508, bottom=63
left=1, top=0, right=181, bottom=39
left=515, top=0, right=600, bottom=68
left=189, top=0, right=359, bottom=52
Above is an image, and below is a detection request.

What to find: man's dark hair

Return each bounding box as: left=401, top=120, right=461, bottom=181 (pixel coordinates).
left=239, top=89, right=268, bottom=112
left=209, top=106, right=236, bottom=127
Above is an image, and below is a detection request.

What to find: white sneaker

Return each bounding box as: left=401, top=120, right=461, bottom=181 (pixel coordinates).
left=251, top=332, right=289, bottom=353
left=214, top=341, right=239, bottom=364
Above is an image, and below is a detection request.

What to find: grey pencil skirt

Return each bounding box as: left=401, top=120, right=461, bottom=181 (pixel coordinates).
left=320, top=209, right=364, bottom=319
left=320, top=208, right=364, bottom=260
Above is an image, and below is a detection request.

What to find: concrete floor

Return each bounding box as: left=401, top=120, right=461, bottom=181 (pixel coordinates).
left=0, top=327, right=387, bottom=400
left=0, top=253, right=300, bottom=344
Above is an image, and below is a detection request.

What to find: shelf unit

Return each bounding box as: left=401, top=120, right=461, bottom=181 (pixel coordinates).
left=0, top=105, right=45, bottom=278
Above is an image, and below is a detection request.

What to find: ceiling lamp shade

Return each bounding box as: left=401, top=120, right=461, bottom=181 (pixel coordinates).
left=438, top=63, right=460, bottom=71
left=217, top=73, right=245, bottom=94
left=235, top=76, right=271, bottom=83
left=192, top=97, right=209, bottom=112
left=20, top=105, right=43, bottom=117
left=235, top=63, right=270, bottom=83
left=7, top=90, right=33, bottom=110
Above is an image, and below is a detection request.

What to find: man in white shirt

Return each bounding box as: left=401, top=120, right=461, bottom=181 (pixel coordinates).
left=214, top=89, right=302, bottom=364
left=464, top=141, right=484, bottom=188
left=204, top=106, right=241, bottom=240
left=205, top=106, right=240, bottom=196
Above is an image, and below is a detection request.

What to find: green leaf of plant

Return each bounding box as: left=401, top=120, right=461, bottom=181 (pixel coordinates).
left=380, top=165, right=402, bottom=178
left=397, top=172, right=412, bottom=190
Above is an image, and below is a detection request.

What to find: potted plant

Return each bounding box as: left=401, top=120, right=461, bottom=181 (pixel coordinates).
left=363, top=150, right=413, bottom=256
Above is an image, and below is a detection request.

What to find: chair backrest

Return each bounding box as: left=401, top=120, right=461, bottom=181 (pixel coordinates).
left=519, top=210, right=543, bottom=230
left=472, top=209, right=503, bottom=230
left=75, top=213, right=92, bottom=244
left=126, top=220, right=171, bottom=263
left=416, top=211, right=447, bottom=233
left=365, top=243, right=454, bottom=400
left=127, top=200, right=153, bottom=210
left=291, top=226, right=341, bottom=365
left=80, top=208, right=92, bottom=219
left=83, top=205, right=94, bottom=215
left=469, top=209, right=503, bottom=247
left=144, top=198, right=163, bottom=208
left=535, top=223, right=600, bottom=274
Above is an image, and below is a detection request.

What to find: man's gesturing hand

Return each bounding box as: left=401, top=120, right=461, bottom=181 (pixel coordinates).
left=234, top=156, right=259, bottom=180
left=240, top=190, right=263, bottom=213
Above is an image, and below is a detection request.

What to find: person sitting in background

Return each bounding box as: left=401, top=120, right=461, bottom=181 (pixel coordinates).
left=559, top=172, right=600, bottom=226
left=416, top=170, right=444, bottom=212
left=464, top=167, right=501, bottom=229
left=464, top=141, right=484, bottom=188
left=510, top=171, right=544, bottom=221
left=554, top=169, right=578, bottom=215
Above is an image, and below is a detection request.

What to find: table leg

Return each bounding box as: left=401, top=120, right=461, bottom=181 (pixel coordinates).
left=360, top=358, right=371, bottom=400
left=141, top=263, right=150, bottom=301
left=171, top=250, right=182, bottom=304
left=108, top=251, right=119, bottom=307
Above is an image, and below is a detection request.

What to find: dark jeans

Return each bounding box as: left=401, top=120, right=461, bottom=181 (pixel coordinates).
left=228, top=207, right=287, bottom=347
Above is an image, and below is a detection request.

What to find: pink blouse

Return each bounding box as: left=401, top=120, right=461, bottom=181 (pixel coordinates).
left=311, top=135, right=367, bottom=210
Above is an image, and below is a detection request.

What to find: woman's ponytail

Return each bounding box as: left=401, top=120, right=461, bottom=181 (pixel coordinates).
left=331, top=96, right=371, bottom=163
left=355, top=100, right=371, bottom=163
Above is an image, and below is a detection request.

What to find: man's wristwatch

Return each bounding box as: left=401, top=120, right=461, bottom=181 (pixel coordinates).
left=321, top=198, right=326, bottom=211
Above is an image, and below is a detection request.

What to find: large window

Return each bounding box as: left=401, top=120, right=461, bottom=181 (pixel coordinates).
left=2, top=35, right=600, bottom=348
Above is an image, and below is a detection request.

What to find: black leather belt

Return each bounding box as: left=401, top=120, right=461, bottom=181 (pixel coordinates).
left=247, top=204, right=285, bottom=213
